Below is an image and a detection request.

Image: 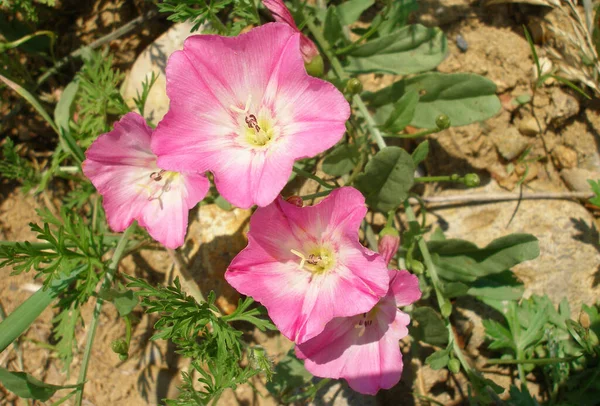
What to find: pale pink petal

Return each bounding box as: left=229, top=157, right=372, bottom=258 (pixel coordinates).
left=280, top=187, right=367, bottom=241
left=210, top=139, right=297, bottom=208
left=296, top=276, right=414, bottom=395
left=299, top=36, right=319, bottom=62
left=263, top=0, right=297, bottom=29
left=388, top=270, right=422, bottom=306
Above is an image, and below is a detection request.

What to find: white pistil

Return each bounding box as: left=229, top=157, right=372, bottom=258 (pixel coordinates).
left=230, top=94, right=252, bottom=114
left=290, top=249, right=306, bottom=269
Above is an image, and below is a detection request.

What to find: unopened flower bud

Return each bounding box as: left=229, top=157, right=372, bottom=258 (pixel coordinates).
left=579, top=311, right=591, bottom=330
left=411, top=260, right=424, bottom=274
left=378, top=227, right=400, bottom=266
left=441, top=302, right=453, bottom=318
left=345, top=78, right=363, bottom=95
left=463, top=173, right=480, bottom=188
left=304, top=54, right=324, bottom=77
left=286, top=196, right=304, bottom=207
left=111, top=339, right=128, bottom=355
left=435, top=114, right=451, bottom=130
left=448, top=358, right=460, bottom=373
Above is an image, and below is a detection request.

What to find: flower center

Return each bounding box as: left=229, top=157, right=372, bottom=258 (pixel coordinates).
left=354, top=305, right=380, bottom=337
left=137, top=169, right=180, bottom=209
left=230, top=95, right=278, bottom=149
left=290, top=246, right=335, bottom=274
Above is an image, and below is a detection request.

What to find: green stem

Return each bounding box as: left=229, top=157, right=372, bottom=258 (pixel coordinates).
left=414, top=175, right=461, bottom=183
left=486, top=356, right=581, bottom=366
left=299, top=190, right=332, bottom=200
left=293, top=164, right=335, bottom=189
left=303, top=11, right=387, bottom=151
left=75, top=225, right=134, bottom=406
left=385, top=127, right=439, bottom=139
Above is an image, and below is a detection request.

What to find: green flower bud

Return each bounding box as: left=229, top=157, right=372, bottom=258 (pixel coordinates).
left=435, top=114, right=451, bottom=130
left=411, top=260, right=424, bottom=274
left=463, top=173, right=480, bottom=188
left=119, top=353, right=129, bottom=361
left=441, top=302, right=453, bottom=318
left=346, top=78, right=363, bottom=95
left=111, top=339, right=128, bottom=355
left=305, top=54, right=324, bottom=77
left=448, top=358, right=460, bottom=373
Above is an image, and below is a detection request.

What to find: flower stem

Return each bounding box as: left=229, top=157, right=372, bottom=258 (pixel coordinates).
left=75, top=225, right=134, bottom=406
left=486, top=356, right=581, bottom=366
left=384, top=127, right=439, bottom=139
left=299, top=190, right=332, bottom=200
left=293, top=164, right=335, bottom=189
left=414, top=175, right=461, bottom=183
left=302, top=11, right=387, bottom=151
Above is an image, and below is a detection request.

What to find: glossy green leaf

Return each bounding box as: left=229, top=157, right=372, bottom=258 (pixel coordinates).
left=0, top=366, right=80, bottom=401
left=411, top=307, right=448, bottom=346
left=346, top=25, right=447, bottom=75
left=322, top=144, right=360, bottom=176
left=354, top=146, right=415, bottom=212
left=382, top=90, right=419, bottom=133
left=411, top=140, right=429, bottom=166
left=365, top=72, right=502, bottom=128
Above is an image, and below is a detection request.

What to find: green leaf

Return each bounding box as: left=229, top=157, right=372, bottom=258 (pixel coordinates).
left=518, top=301, right=548, bottom=350
left=509, top=384, right=541, bottom=406
left=99, top=288, right=138, bottom=317
left=54, top=79, right=79, bottom=137
left=215, top=195, right=233, bottom=211
left=365, top=72, right=502, bottom=128
left=588, top=179, right=600, bottom=206
left=468, top=271, right=524, bottom=301
left=482, top=319, right=515, bottom=351
left=439, top=281, right=469, bottom=298
left=322, top=144, right=360, bottom=176
left=337, top=0, right=374, bottom=25
left=323, top=6, right=343, bottom=45
left=0, top=73, right=58, bottom=133
left=346, top=25, right=447, bottom=75
left=428, top=234, right=540, bottom=283
left=411, top=140, right=429, bottom=166
left=266, top=349, right=313, bottom=396
left=382, top=90, right=419, bottom=133
left=0, top=366, right=80, bottom=401
left=354, top=146, right=415, bottom=212
left=425, top=347, right=451, bottom=370
left=411, top=307, right=448, bottom=346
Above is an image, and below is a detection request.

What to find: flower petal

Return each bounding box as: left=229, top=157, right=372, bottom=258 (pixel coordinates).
left=262, top=0, right=298, bottom=29
left=388, top=269, right=422, bottom=306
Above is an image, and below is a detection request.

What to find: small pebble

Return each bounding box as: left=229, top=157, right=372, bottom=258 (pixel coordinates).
left=456, top=34, right=468, bottom=52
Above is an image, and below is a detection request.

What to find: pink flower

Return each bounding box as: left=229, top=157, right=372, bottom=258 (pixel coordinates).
left=295, top=269, right=422, bottom=395
left=151, top=23, right=349, bottom=209
left=262, top=0, right=319, bottom=63
left=225, top=187, right=390, bottom=344
left=83, top=113, right=209, bottom=248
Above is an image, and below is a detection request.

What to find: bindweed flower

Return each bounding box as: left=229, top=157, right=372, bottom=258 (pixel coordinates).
left=83, top=113, right=209, bottom=248
left=295, top=269, right=422, bottom=395
left=225, top=187, right=390, bottom=344
left=152, top=23, right=349, bottom=209
left=262, top=0, right=320, bottom=65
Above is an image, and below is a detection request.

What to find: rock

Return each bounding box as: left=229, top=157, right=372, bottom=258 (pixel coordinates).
left=518, top=116, right=541, bottom=136
left=549, top=87, right=579, bottom=126
left=552, top=145, right=578, bottom=169
left=186, top=204, right=252, bottom=315
left=121, top=22, right=196, bottom=124
left=561, top=168, right=600, bottom=192
left=456, top=34, right=468, bottom=52
left=428, top=181, right=600, bottom=312
left=490, top=127, right=529, bottom=160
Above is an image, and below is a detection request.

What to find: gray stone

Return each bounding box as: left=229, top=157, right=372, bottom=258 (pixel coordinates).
left=121, top=22, right=196, bottom=125
left=561, top=168, right=600, bottom=192
left=549, top=87, right=580, bottom=126
left=428, top=181, right=600, bottom=312
left=490, top=127, right=530, bottom=160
